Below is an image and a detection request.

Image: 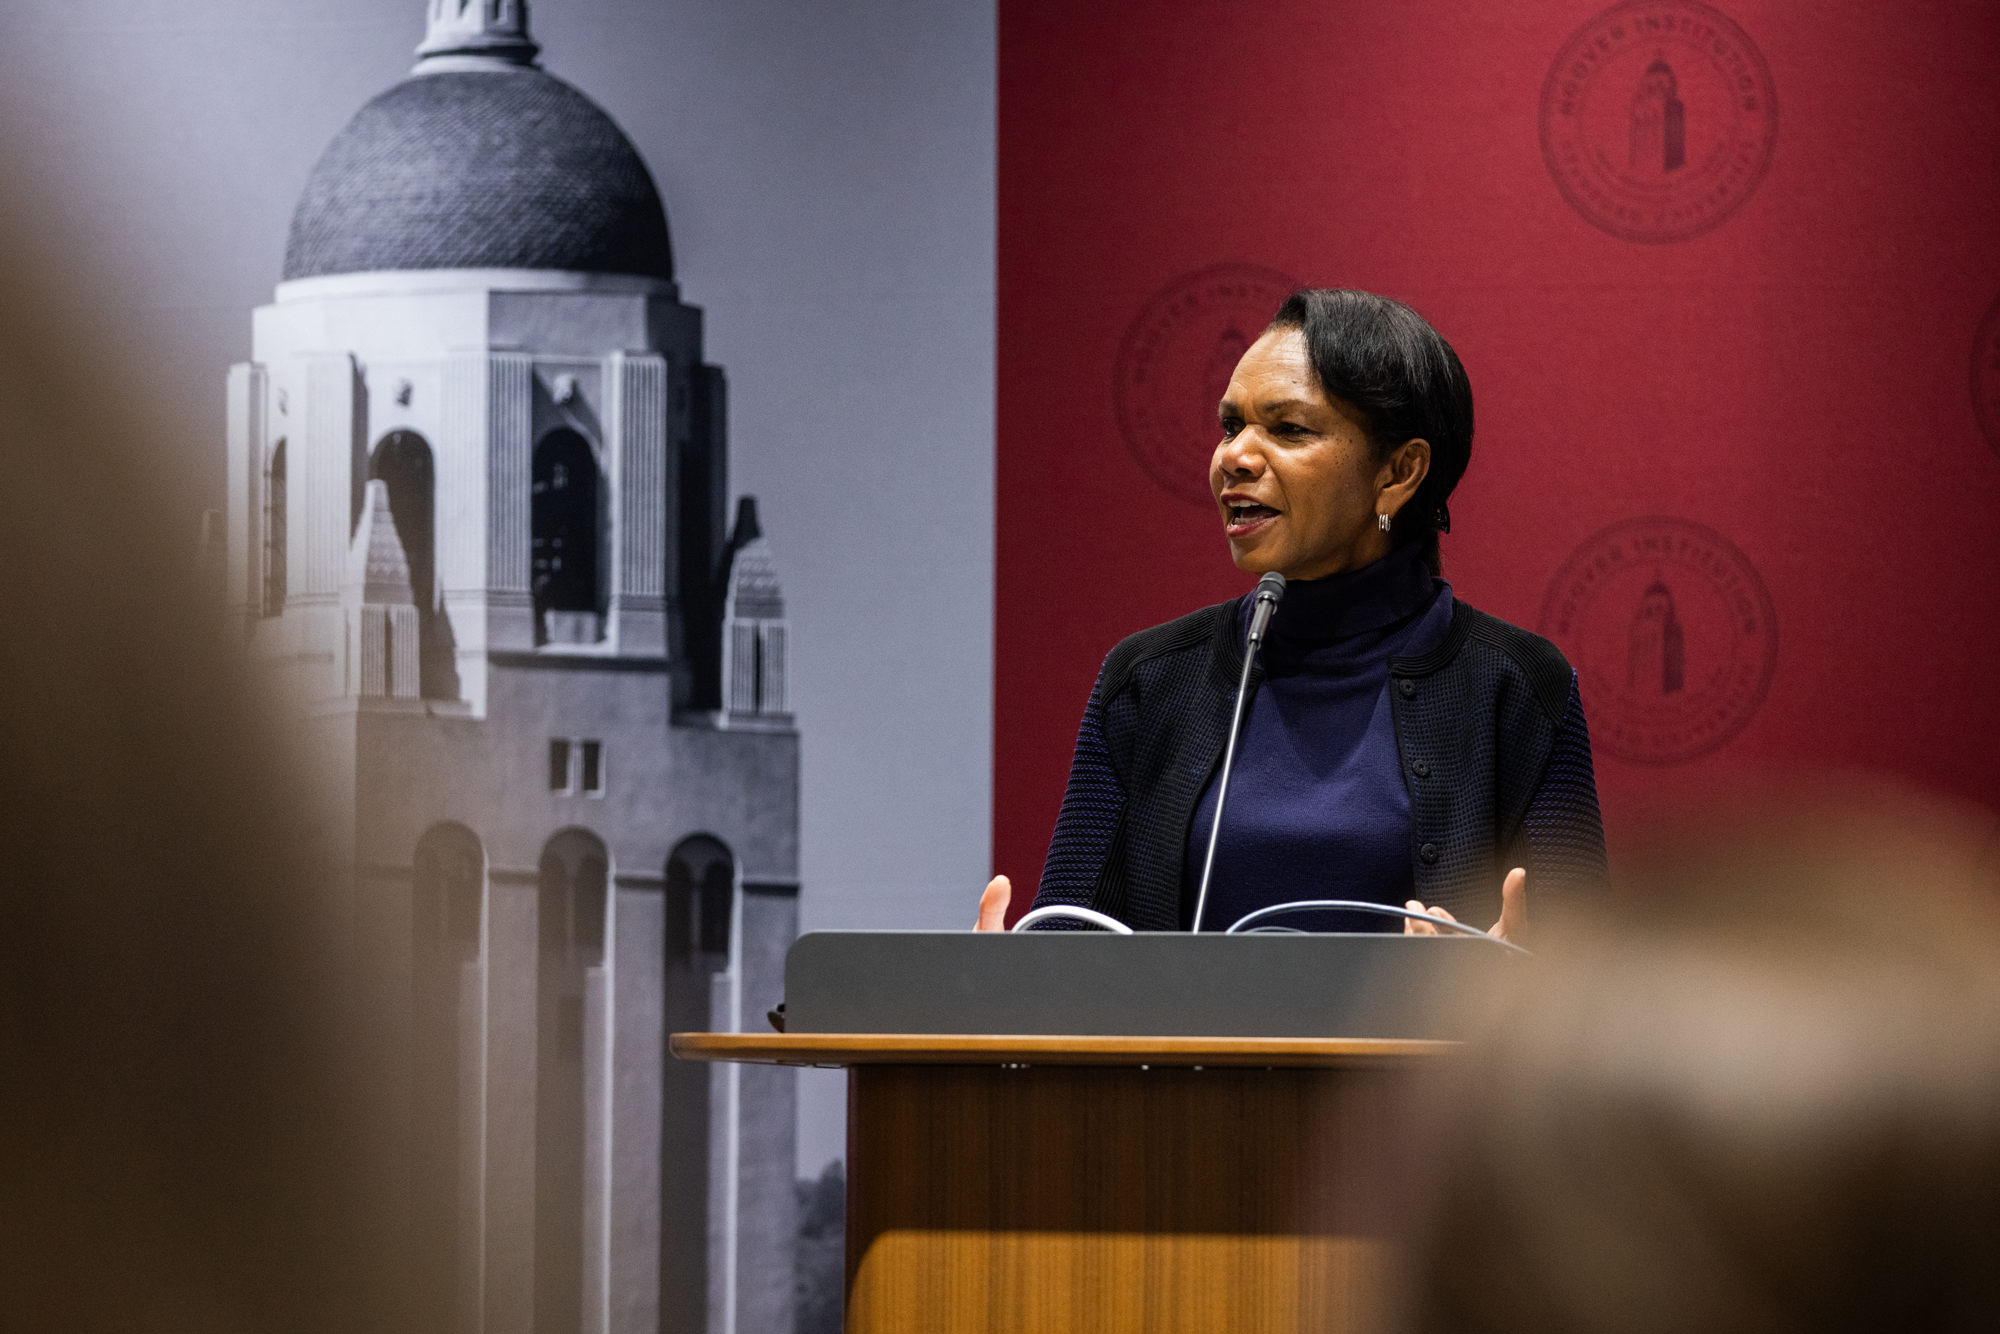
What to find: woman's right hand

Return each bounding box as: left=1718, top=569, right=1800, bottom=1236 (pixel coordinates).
left=975, top=875, right=1012, bottom=931
left=1404, top=867, right=1527, bottom=941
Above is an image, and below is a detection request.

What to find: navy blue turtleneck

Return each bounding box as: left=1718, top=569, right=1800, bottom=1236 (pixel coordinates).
left=1184, top=542, right=1454, bottom=933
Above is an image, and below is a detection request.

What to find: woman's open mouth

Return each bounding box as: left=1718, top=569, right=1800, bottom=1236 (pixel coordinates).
left=1223, top=499, right=1280, bottom=537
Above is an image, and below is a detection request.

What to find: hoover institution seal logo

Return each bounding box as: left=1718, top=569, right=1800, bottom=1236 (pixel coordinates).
left=1115, top=264, right=1299, bottom=507
left=1972, top=291, right=2000, bottom=457
left=1540, top=2, right=1778, bottom=243
left=1539, top=517, right=1777, bottom=765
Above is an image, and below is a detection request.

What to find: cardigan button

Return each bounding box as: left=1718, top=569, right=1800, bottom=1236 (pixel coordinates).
left=1412, top=760, right=1431, bottom=779
left=1397, top=679, right=1417, bottom=698
left=1419, top=842, right=1439, bottom=864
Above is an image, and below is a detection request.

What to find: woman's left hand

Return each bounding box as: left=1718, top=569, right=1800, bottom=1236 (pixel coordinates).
left=1405, top=866, right=1526, bottom=942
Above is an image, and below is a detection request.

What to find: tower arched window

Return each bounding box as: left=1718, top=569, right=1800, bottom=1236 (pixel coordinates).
left=411, top=821, right=484, bottom=1333
left=531, top=429, right=601, bottom=642
left=536, top=827, right=609, bottom=1334
left=666, top=834, right=736, bottom=961
left=371, top=431, right=435, bottom=610
left=660, top=834, right=736, bottom=1329
left=262, top=440, right=287, bottom=617
left=370, top=431, right=458, bottom=699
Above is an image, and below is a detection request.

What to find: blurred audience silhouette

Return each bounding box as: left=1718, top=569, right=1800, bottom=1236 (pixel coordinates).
left=1403, top=785, right=2000, bottom=1334
left=0, top=190, right=395, bottom=1329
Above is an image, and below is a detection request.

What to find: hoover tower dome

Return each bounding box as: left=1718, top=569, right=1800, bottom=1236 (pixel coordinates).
left=283, top=4, right=673, bottom=281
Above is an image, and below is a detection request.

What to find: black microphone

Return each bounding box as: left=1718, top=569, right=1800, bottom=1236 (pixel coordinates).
left=1190, top=571, right=1286, bottom=932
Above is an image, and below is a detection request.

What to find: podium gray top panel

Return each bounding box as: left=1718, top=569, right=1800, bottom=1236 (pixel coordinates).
left=783, top=931, right=1514, bottom=1040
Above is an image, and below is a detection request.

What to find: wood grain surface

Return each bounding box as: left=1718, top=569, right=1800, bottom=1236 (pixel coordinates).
left=843, top=1061, right=1419, bottom=1334
left=669, top=1031, right=1452, bottom=1068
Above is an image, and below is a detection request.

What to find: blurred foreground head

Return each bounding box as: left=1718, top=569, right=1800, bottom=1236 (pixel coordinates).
left=1405, top=787, right=2000, bottom=1334
left=0, top=197, right=385, bottom=1327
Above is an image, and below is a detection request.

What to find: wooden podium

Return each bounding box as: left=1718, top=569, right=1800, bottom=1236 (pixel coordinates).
left=672, top=1032, right=1445, bottom=1334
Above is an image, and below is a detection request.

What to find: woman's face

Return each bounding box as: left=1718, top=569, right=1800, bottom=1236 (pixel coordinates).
left=1210, top=327, right=1428, bottom=581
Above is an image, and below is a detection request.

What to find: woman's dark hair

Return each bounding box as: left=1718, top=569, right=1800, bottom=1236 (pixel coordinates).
left=1267, top=289, right=1473, bottom=576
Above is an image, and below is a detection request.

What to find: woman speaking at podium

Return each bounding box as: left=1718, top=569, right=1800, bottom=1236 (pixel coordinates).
left=979, top=289, right=1605, bottom=940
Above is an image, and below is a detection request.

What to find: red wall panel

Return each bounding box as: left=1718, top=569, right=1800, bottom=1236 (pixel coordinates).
left=996, top=0, right=2000, bottom=905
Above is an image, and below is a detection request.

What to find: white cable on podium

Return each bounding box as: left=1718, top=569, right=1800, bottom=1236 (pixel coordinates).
left=1009, top=900, right=1526, bottom=953
left=1010, top=904, right=1135, bottom=934
left=1226, top=899, right=1531, bottom=955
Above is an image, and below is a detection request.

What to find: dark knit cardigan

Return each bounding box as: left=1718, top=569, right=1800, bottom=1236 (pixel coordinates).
left=1030, top=597, right=1608, bottom=931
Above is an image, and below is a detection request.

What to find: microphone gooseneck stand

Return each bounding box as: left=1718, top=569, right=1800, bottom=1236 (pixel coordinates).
left=1190, top=570, right=1287, bottom=934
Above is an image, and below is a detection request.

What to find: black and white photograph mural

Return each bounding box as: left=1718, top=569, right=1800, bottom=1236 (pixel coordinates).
left=239, top=12, right=819, bottom=1327
left=0, top=2, right=994, bottom=1332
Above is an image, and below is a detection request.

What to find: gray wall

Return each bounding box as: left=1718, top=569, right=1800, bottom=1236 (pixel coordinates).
left=0, top=0, right=995, bottom=1180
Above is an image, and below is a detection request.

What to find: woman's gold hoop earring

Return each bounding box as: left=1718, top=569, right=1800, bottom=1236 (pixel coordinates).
left=1377, top=513, right=1392, bottom=532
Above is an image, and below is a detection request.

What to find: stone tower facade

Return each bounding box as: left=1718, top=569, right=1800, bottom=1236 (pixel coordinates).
left=224, top=5, right=800, bottom=1331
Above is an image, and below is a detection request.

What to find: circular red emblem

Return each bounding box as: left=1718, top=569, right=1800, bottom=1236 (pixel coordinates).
left=1540, top=2, right=1778, bottom=244
left=1972, top=291, right=2000, bottom=456
left=1114, top=264, right=1300, bottom=508
left=1538, top=517, right=1777, bottom=765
